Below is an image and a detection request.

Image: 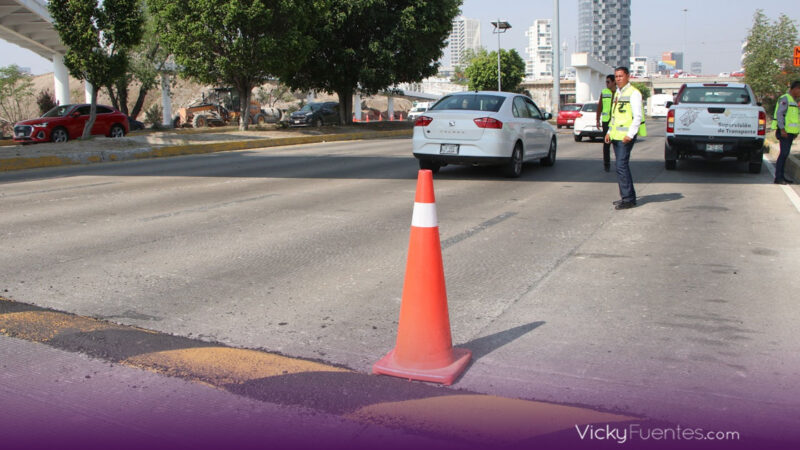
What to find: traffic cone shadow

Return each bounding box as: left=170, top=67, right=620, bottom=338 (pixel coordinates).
left=373, top=170, right=471, bottom=385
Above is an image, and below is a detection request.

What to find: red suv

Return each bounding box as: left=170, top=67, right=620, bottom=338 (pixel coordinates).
left=13, top=104, right=129, bottom=143
left=556, top=103, right=583, bottom=128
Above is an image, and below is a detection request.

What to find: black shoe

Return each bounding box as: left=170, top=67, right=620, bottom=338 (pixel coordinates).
left=615, top=201, right=636, bottom=210
left=612, top=199, right=634, bottom=206
left=604, top=164, right=611, bottom=172
left=775, top=179, right=789, bottom=185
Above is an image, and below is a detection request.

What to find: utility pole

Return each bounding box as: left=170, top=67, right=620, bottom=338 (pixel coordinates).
left=552, top=0, right=560, bottom=115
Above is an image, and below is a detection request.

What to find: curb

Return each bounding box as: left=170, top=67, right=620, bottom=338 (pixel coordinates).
left=0, top=128, right=412, bottom=172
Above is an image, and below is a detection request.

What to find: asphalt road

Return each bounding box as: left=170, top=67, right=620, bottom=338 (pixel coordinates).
left=1, top=121, right=799, bottom=443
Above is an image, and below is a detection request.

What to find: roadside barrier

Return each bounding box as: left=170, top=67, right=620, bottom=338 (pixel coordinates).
left=373, top=170, right=471, bottom=385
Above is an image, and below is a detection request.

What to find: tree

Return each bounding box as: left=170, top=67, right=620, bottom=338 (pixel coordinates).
left=743, top=10, right=800, bottom=114
left=281, top=0, right=461, bottom=125
left=149, top=0, right=315, bottom=131
left=464, top=48, right=526, bottom=92
left=631, top=82, right=651, bottom=104
left=105, top=7, right=170, bottom=120
left=48, top=0, right=144, bottom=138
left=0, top=65, right=34, bottom=126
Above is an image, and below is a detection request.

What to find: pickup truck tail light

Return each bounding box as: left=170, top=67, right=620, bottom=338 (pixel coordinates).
left=473, top=117, right=503, bottom=129
left=757, top=111, right=766, bottom=136
left=666, top=109, right=675, bottom=133
left=414, top=116, right=433, bottom=127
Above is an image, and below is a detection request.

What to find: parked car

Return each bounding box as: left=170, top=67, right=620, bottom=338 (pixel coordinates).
left=288, top=102, right=339, bottom=127
left=556, top=103, right=583, bottom=128
left=572, top=103, right=604, bottom=142
left=13, top=104, right=129, bottom=143
left=412, top=91, right=557, bottom=178
left=127, top=116, right=145, bottom=131
left=407, top=102, right=432, bottom=121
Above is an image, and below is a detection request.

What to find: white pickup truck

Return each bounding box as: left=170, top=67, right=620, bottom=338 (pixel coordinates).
left=665, top=82, right=767, bottom=173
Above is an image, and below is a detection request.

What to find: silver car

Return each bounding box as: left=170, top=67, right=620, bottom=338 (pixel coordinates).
left=412, top=92, right=556, bottom=177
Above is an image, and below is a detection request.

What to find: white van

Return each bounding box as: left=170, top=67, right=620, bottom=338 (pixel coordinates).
left=407, top=102, right=432, bottom=121
left=649, top=94, right=673, bottom=118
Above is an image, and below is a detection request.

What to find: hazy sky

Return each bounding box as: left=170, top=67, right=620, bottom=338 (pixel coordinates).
left=1, top=0, right=795, bottom=76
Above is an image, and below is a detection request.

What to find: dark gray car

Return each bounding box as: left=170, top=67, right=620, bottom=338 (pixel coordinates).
left=289, top=102, right=339, bottom=127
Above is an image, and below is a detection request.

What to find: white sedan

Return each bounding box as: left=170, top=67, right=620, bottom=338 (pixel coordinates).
left=412, top=91, right=557, bottom=177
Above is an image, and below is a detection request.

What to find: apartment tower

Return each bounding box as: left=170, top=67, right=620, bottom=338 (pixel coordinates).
left=577, top=0, right=631, bottom=68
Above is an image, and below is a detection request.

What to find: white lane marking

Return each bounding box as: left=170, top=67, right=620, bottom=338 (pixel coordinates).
left=764, top=154, right=800, bottom=213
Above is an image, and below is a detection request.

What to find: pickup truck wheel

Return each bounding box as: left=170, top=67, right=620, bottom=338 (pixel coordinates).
left=574, top=134, right=582, bottom=142
left=749, top=161, right=762, bottom=174
left=665, top=159, right=677, bottom=170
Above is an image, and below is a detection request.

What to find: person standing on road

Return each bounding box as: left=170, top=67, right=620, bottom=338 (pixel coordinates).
left=596, top=74, right=616, bottom=172
left=605, top=67, right=645, bottom=210
left=771, top=80, right=800, bottom=185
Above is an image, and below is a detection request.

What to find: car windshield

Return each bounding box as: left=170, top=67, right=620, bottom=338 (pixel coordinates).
left=42, top=105, right=74, bottom=118
left=299, top=104, right=321, bottom=112
left=430, top=94, right=505, bottom=112
left=561, top=104, right=582, bottom=112
left=679, top=87, right=750, bottom=104
left=581, top=103, right=598, bottom=112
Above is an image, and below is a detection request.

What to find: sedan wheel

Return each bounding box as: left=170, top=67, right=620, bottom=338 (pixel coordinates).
left=504, top=143, right=523, bottom=178
left=51, top=128, right=68, bottom=143
left=540, top=138, right=557, bottom=166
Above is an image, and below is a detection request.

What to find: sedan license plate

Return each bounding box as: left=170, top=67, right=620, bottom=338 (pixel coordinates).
left=707, top=143, right=723, bottom=152
left=440, top=144, right=459, bottom=155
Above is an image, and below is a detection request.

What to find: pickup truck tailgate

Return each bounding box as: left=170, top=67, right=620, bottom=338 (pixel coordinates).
left=674, top=105, right=760, bottom=137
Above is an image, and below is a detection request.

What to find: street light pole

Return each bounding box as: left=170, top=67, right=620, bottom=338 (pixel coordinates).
left=491, top=20, right=511, bottom=91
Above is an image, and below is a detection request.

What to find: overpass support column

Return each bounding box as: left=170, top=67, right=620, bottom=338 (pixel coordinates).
left=571, top=52, right=613, bottom=104
left=53, top=54, right=70, bottom=105
left=387, top=96, right=394, bottom=120
left=161, top=73, right=173, bottom=128
left=353, top=93, right=362, bottom=121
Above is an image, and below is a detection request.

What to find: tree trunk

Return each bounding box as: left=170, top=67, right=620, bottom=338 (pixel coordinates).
left=238, top=84, right=252, bottom=131
left=336, top=87, right=353, bottom=125
left=130, top=86, right=149, bottom=120
left=82, top=88, right=98, bottom=139
left=106, top=85, right=120, bottom=111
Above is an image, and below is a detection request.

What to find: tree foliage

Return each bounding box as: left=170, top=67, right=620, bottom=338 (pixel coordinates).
left=36, top=89, right=59, bottom=115
left=0, top=65, right=35, bottom=126
left=48, top=0, right=144, bottom=138
left=464, top=48, right=526, bottom=93
left=743, top=10, right=800, bottom=114
left=631, top=82, right=651, bottom=104
left=149, top=0, right=315, bottom=130
left=281, top=0, right=461, bottom=124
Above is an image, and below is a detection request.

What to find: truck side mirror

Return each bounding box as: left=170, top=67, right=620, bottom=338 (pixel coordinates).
left=665, top=101, right=673, bottom=109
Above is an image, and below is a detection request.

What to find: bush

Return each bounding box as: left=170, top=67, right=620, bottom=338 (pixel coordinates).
left=36, top=89, right=58, bottom=115
left=144, top=103, right=162, bottom=127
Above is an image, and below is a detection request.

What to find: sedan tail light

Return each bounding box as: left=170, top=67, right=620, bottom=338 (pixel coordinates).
left=757, top=111, right=766, bottom=136
left=473, top=117, right=503, bottom=129
left=414, top=116, right=433, bottom=127
left=666, top=109, right=675, bottom=133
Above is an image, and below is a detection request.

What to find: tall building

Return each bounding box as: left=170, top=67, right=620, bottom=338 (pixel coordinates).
left=577, top=0, right=631, bottom=68
left=448, top=16, right=481, bottom=70
left=525, top=19, right=553, bottom=78
left=661, top=51, right=684, bottom=71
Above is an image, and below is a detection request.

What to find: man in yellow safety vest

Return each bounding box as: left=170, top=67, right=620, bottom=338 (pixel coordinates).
left=596, top=74, right=616, bottom=172
left=772, top=80, right=800, bottom=185
left=604, top=66, right=645, bottom=210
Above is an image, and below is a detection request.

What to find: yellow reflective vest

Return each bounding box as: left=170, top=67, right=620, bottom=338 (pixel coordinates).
left=608, top=84, right=647, bottom=140
left=600, top=88, right=613, bottom=123
left=771, top=93, right=799, bottom=134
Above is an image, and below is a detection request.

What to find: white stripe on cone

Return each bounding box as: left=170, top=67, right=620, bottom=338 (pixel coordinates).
left=411, top=202, right=438, bottom=228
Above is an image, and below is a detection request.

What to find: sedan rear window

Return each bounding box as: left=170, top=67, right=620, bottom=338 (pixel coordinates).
left=581, top=103, right=598, bottom=112
left=430, top=94, right=505, bottom=112
left=679, top=87, right=750, bottom=104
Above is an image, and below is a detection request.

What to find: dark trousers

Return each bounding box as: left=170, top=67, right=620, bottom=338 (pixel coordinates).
left=601, top=122, right=610, bottom=167
left=612, top=138, right=637, bottom=202
left=775, top=130, right=796, bottom=181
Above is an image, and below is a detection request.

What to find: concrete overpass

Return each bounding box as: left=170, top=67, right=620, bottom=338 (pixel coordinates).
left=0, top=0, right=73, bottom=104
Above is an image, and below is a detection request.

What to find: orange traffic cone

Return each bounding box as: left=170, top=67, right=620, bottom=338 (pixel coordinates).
left=373, top=170, right=471, bottom=385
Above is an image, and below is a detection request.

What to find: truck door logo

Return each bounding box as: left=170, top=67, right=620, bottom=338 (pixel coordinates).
left=679, top=109, right=700, bottom=127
